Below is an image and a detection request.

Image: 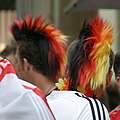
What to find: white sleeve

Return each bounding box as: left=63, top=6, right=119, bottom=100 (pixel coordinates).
left=25, top=91, right=55, bottom=120
left=0, top=91, right=55, bottom=120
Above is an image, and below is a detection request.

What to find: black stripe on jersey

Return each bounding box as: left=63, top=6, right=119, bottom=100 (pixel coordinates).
left=75, top=92, right=82, bottom=97
left=82, top=96, right=96, bottom=120
left=75, top=93, right=96, bottom=120
left=100, top=101, right=106, bottom=120
left=75, top=92, right=107, bottom=120
left=94, top=99, right=101, bottom=120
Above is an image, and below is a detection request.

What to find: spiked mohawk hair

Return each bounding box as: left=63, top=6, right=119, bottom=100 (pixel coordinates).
left=10, top=16, right=67, bottom=78
left=68, top=16, right=114, bottom=90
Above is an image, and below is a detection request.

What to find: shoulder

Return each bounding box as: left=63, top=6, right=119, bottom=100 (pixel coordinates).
left=0, top=89, right=54, bottom=120
left=47, top=91, right=110, bottom=120
left=47, top=91, right=87, bottom=104
left=19, top=79, right=46, bottom=101
left=21, top=90, right=55, bottom=120
left=19, top=80, right=55, bottom=119
left=47, top=91, right=89, bottom=120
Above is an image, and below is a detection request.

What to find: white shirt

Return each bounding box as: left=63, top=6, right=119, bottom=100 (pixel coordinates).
left=0, top=59, right=55, bottom=120
left=47, top=91, right=110, bottom=120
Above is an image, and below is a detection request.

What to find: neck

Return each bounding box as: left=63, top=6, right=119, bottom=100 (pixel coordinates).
left=45, top=85, right=57, bottom=96
left=29, top=72, right=57, bottom=96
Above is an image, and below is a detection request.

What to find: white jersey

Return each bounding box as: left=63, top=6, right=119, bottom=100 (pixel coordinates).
left=0, top=59, right=55, bottom=120
left=47, top=91, right=110, bottom=120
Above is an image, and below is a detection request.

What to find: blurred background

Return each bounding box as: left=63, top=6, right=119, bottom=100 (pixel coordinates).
left=0, top=0, right=120, bottom=52
left=1, top=0, right=120, bottom=111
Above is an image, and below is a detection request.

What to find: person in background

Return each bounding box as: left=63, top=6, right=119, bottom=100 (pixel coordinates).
left=0, top=59, right=55, bottom=120
left=109, top=51, right=120, bottom=120
left=47, top=16, right=111, bottom=120
left=1, top=40, right=16, bottom=67
left=102, top=78, right=120, bottom=111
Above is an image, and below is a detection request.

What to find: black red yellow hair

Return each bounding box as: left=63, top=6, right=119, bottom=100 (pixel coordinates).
left=68, top=16, right=113, bottom=90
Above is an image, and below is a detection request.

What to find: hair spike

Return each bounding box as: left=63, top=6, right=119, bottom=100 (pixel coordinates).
left=88, top=16, right=113, bottom=89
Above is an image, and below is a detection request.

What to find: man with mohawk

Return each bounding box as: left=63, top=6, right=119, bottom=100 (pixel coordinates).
left=66, top=17, right=114, bottom=98
left=54, top=16, right=114, bottom=120
left=11, top=15, right=110, bottom=120
left=11, top=16, right=66, bottom=96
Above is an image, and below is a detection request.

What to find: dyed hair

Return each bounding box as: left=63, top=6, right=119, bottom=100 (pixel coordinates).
left=67, top=16, right=114, bottom=90
left=11, top=16, right=67, bottom=78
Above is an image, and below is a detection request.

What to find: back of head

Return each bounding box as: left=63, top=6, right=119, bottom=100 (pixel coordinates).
left=114, top=51, right=120, bottom=78
left=10, top=16, right=67, bottom=79
left=67, top=16, right=114, bottom=93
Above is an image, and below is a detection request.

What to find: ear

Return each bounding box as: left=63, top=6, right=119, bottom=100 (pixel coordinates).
left=106, top=70, right=113, bottom=87
left=116, top=77, right=120, bottom=87
left=23, top=58, right=31, bottom=72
